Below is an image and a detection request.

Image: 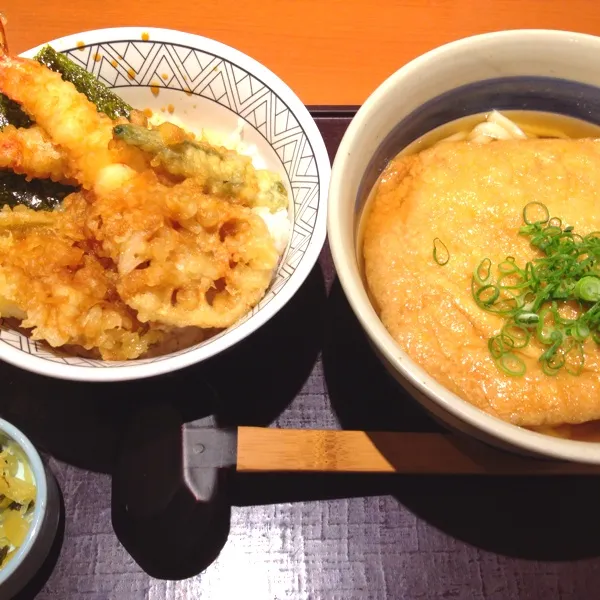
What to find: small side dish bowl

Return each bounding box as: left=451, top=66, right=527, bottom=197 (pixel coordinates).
left=328, top=30, right=600, bottom=464
left=0, top=418, right=59, bottom=599
left=0, top=26, right=329, bottom=382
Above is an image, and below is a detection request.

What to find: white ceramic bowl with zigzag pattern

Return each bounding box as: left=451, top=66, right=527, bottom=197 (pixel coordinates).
left=1, top=27, right=329, bottom=382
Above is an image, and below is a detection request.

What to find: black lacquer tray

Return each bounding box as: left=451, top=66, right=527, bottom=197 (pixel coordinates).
left=3, top=108, right=600, bottom=600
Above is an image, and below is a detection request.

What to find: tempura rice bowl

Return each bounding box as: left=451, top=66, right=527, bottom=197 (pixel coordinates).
left=0, top=27, right=329, bottom=381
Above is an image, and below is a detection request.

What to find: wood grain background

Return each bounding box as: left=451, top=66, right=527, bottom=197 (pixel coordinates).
left=6, top=1, right=600, bottom=105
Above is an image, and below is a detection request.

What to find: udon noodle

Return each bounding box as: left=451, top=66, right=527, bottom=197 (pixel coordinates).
left=439, top=110, right=530, bottom=144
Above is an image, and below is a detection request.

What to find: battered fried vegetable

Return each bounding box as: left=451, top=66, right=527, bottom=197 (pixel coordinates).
left=0, top=46, right=132, bottom=209
left=34, top=45, right=133, bottom=120
left=0, top=97, right=74, bottom=211
left=88, top=173, right=280, bottom=329
left=114, top=123, right=289, bottom=211
left=0, top=125, right=72, bottom=183
left=0, top=52, right=133, bottom=190
left=1, top=45, right=132, bottom=131
left=0, top=199, right=165, bottom=359
left=114, top=123, right=256, bottom=194
left=256, top=170, right=288, bottom=211
left=0, top=122, right=77, bottom=210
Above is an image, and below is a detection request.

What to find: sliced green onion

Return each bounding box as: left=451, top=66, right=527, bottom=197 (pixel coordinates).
left=472, top=202, right=600, bottom=376
left=488, top=335, right=510, bottom=359
left=585, top=231, right=600, bottom=243
left=546, top=349, right=565, bottom=371
left=523, top=202, right=550, bottom=225
left=547, top=216, right=563, bottom=229
left=574, top=321, right=590, bottom=341
left=474, top=258, right=492, bottom=285
left=501, top=323, right=531, bottom=349
left=535, top=308, right=555, bottom=345
left=433, top=238, right=449, bottom=266
left=539, top=331, right=563, bottom=363
left=497, top=353, right=526, bottom=376
left=475, top=284, right=500, bottom=306
left=498, top=257, right=518, bottom=274
left=542, top=360, right=561, bottom=376
left=564, top=340, right=585, bottom=376
left=515, top=312, right=539, bottom=326
left=574, top=276, right=600, bottom=302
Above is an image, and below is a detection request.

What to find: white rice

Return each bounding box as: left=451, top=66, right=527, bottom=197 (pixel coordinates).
left=148, top=113, right=292, bottom=255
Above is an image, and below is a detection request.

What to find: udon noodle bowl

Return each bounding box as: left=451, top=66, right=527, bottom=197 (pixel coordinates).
left=361, top=109, right=600, bottom=441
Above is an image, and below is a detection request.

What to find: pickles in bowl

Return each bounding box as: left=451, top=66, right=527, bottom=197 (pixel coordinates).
left=0, top=419, right=59, bottom=598
left=0, top=436, right=37, bottom=567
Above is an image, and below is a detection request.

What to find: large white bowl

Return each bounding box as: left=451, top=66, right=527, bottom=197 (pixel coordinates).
left=0, top=27, right=329, bottom=382
left=328, top=30, right=600, bottom=464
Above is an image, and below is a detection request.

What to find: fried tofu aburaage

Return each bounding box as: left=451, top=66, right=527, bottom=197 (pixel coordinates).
left=363, top=138, right=600, bottom=428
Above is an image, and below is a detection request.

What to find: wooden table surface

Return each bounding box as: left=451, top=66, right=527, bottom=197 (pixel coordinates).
left=6, top=0, right=600, bottom=105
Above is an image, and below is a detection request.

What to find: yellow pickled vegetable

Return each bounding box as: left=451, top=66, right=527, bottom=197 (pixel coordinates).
left=0, top=474, right=35, bottom=505
left=0, top=510, right=28, bottom=547
left=0, top=436, right=36, bottom=569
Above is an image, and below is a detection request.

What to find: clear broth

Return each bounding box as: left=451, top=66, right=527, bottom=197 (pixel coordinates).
left=358, top=110, right=600, bottom=441
left=401, top=110, right=600, bottom=155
